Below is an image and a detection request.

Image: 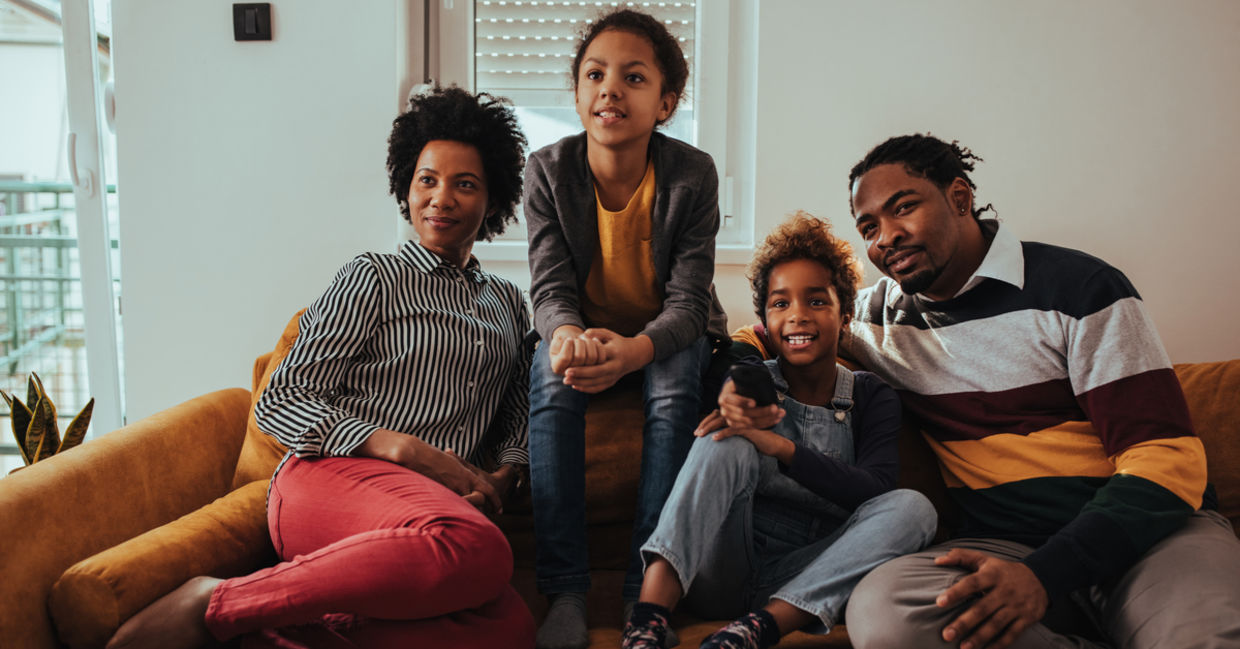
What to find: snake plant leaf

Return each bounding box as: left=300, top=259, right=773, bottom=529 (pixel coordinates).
left=59, top=398, right=94, bottom=453
left=27, top=373, right=42, bottom=415
left=40, top=379, right=57, bottom=425
left=2, top=390, right=33, bottom=465
left=23, top=397, right=48, bottom=465
left=30, top=395, right=60, bottom=463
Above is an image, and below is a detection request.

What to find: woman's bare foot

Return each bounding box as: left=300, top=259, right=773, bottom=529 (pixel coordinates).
left=106, top=576, right=222, bottom=649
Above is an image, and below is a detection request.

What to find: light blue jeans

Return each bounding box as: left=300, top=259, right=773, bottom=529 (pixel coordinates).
left=529, top=336, right=712, bottom=600
left=641, top=420, right=936, bottom=632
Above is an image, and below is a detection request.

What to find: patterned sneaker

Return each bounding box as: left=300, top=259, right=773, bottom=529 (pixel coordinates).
left=624, top=601, right=680, bottom=648
left=621, top=602, right=672, bottom=649
left=698, top=610, right=780, bottom=649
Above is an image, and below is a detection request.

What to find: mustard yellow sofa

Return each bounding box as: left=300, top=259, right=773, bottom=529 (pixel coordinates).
left=2, top=334, right=1236, bottom=648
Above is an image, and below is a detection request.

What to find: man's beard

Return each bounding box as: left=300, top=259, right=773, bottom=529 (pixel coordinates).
left=896, top=267, right=938, bottom=296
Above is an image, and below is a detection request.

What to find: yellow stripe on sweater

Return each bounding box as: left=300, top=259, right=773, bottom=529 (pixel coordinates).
left=927, top=423, right=1206, bottom=508
left=928, top=422, right=1115, bottom=489
left=1111, top=435, right=1206, bottom=509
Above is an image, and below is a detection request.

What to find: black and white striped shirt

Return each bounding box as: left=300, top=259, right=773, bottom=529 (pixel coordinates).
left=255, top=241, right=530, bottom=470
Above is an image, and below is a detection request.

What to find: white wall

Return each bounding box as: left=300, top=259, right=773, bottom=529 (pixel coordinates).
left=112, top=0, right=1239, bottom=422
left=113, top=0, right=404, bottom=420
left=729, top=0, right=1240, bottom=363
left=0, top=44, right=67, bottom=181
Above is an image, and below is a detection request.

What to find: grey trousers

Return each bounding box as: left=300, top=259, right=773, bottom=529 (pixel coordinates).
left=845, top=510, right=1240, bottom=649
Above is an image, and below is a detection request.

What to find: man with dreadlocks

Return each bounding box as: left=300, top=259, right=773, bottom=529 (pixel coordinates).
left=723, top=133, right=1240, bottom=649
left=840, top=134, right=1240, bottom=649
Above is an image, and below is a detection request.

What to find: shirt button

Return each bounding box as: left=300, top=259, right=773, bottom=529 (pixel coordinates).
left=475, top=339, right=483, bottom=345
left=457, top=425, right=465, bottom=432
left=467, top=381, right=475, bottom=388
left=466, top=309, right=474, bottom=315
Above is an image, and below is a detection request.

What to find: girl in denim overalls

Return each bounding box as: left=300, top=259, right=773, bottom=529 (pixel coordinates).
left=622, top=213, right=938, bottom=649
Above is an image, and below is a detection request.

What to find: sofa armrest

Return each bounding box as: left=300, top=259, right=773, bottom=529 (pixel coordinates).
left=0, top=387, right=251, bottom=649
left=50, top=479, right=275, bottom=649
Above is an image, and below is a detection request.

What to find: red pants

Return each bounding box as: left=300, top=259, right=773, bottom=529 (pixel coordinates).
left=204, top=456, right=535, bottom=649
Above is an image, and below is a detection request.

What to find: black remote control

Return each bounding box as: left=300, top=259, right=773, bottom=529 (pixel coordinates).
left=729, top=364, right=777, bottom=407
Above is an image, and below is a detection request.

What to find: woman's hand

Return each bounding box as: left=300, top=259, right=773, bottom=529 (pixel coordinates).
left=549, top=325, right=607, bottom=374
left=356, top=430, right=502, bottom=513
left=562, top=329, right=653, bottom=393
left=446, top=451, right=522, bottom=515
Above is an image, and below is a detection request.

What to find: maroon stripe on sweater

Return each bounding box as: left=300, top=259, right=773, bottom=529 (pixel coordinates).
left=1076, top=367, right=1196, bottom=456
left=899, top=378, right=1086, bottom=442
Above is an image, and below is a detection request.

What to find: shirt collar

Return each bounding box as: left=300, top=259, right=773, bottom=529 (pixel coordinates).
left=399, top=240, right=488, bottom=284
left=956, top=218, right=1024, bottom=296
left=883, top=219, right=1023, bottom=308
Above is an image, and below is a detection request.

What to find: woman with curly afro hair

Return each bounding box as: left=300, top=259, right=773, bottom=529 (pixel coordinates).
left=387, top=85, right=526, bottom=242
left=108, top=87, right=536, bottom=649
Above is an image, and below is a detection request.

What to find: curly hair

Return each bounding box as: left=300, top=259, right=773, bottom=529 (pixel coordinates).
left=748, top=211, right=863, bottom=327
left=386, top=86, right=527, bottom=241
left=570, top=8, right=689, bottom=126
left=848, top=133, right=996, bottom=219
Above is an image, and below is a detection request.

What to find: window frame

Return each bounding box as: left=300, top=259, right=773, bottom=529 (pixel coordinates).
left=417, top=0, right=756, bottom=261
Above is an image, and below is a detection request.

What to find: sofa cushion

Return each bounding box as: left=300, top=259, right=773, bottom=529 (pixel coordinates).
left=230, top=311, right=302, bottom=488
left=1174, top=360, right=1240, bottom=535
left=48, top=480, right=274, bottom=649
left=499, top=374, right=647, bottom=571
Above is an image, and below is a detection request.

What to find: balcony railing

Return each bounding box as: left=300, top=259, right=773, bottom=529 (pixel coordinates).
left=0, top=180, right=118, bottom=466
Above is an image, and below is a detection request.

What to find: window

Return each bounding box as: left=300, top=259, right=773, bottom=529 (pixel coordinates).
left=0, top=0, right=124, bottom=473
left=423, top=0, right=755, bottom=258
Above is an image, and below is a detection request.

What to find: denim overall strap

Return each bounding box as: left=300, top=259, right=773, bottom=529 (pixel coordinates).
left=829, top=363, right=855, bottom=422
left=833, top=362, right=853, bottom=414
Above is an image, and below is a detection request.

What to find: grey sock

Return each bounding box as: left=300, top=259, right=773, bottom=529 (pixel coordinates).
left=624, top=601, right=681, bottom=648
left=536, top=592, right=589, bottom=649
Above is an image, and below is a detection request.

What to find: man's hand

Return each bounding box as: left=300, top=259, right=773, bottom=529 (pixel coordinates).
left=934, top=549, right=1048, bottom=649
left=561, top=329, right=654, bottom=393
left=549, top=325, right=606, bottom=374
left=693, top=379, right=783, bottom=435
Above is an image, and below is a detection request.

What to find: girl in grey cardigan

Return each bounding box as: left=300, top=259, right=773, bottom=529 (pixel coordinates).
left=524, top=9, right=727, bottom=649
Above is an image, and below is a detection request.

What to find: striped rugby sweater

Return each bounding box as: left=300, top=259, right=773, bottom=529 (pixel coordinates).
left=845, top=223, right=1207, bottom=599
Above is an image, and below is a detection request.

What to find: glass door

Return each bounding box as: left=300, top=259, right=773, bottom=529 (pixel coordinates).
left=0, top=0, right=122, bottom=474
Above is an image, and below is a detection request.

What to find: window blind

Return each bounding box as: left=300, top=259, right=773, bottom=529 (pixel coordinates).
left=474, top=1, right=696, bottom=97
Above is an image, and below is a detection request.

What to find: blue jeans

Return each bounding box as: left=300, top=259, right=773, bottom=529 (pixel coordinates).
left=528, top=336, right=711, bottom=601
left=641, top=434, right=937, bottom=632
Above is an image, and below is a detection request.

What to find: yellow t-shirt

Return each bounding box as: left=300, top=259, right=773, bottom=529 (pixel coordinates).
left=581, top=161, right=663, bottom=335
